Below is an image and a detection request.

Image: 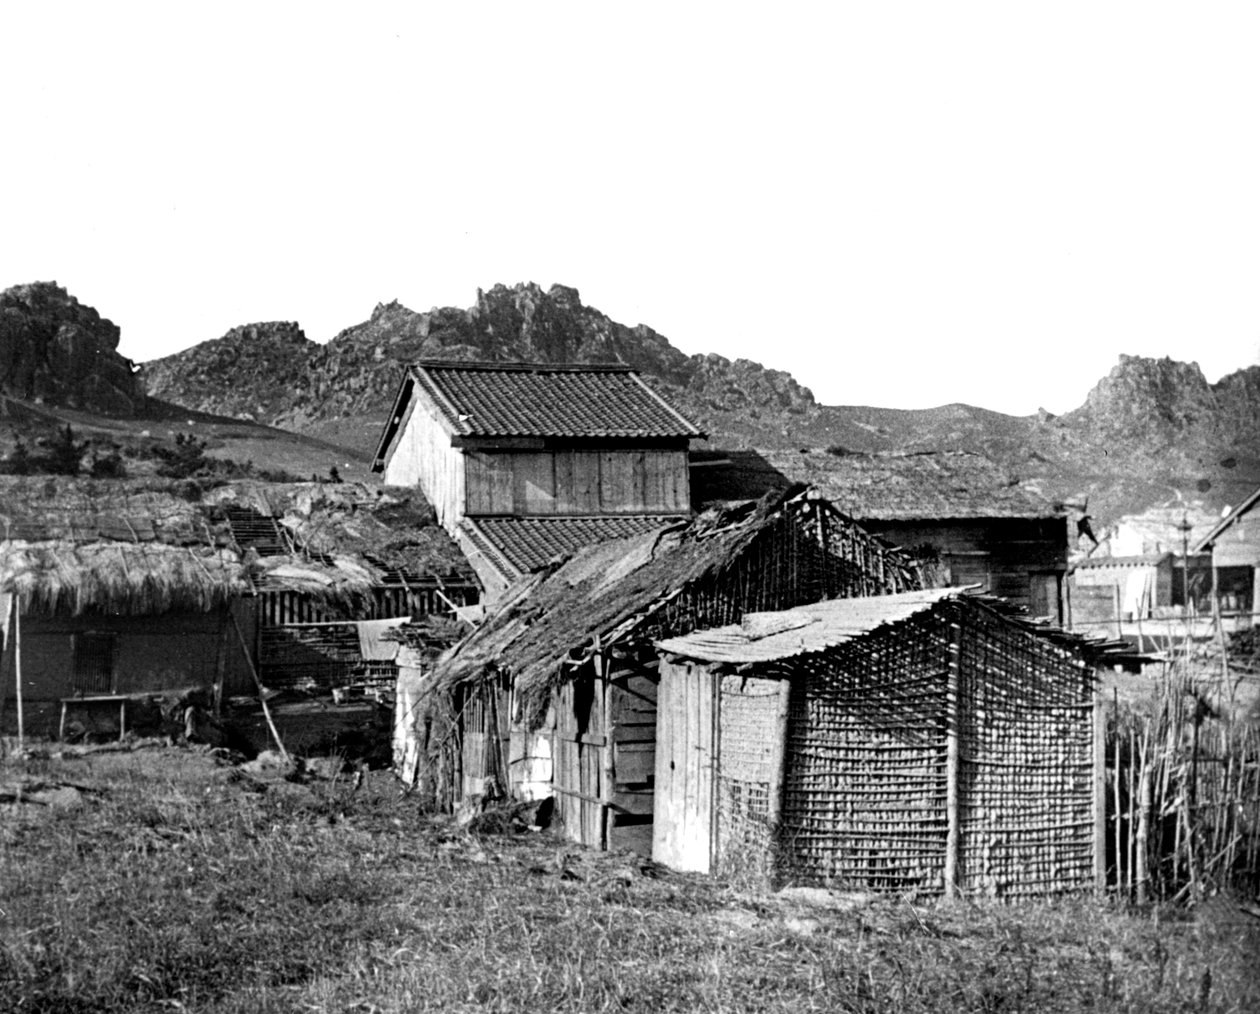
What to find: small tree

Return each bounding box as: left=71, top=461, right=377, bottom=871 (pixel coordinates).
left=155, top=432, right=213, bottom=479
left=45, top=424, right=87, bottom=476
left=89, top=448, right=128, bottom=478
left=3, top=435, right=34, bottom=475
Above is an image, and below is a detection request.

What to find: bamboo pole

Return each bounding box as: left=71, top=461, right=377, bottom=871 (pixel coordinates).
left=1134, top=720, right=1144, bottom=891
left=230, top=612, right=288, bottom=761
left=1093, top=678, right=1107, bottom=895
left=1135, top=724, right=1150, bottom=903
left=944, top=622, right=962, bottom=899
left=1113, top=697, right=1123, bottom=895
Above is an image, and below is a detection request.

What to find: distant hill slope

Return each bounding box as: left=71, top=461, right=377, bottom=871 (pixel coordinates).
left=8, top=279, right=1259, bottom=529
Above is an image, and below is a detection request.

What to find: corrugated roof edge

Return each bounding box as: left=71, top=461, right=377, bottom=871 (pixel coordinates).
left=414, top=359, right=637, bottom=373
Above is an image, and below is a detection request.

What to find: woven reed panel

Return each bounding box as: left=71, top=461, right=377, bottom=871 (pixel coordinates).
left=715, top=676, right=781, bottom=885
left=954, top=605, right=1095, bottom=897
left=779, top=613, right=951, bottom=891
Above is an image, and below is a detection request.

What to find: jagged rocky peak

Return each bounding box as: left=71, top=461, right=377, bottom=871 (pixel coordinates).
left=0, top=281, right=145, bottom=415
left=144, top=320, right=320, bottom=422
left=1065, top=354, right=1220, bottom=437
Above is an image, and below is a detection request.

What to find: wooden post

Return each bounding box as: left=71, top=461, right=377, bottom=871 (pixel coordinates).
left=767, top=679, right=791, bottom=827
left=14, top=603, right=23, bottom=747
left=1093, top=678, right=1107, bottom=896
left=944, top=622, right=962, bottom=899
left=709, top=669, right=722, bottom=875
left=213, top=611, right=229, bottom=717
left=601, top=655, right=615, bottom=852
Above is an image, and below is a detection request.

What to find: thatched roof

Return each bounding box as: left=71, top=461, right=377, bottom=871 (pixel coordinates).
left=431, top=488, right=921, bottom=709
left=0, top=477, right=473, bottom=616
left=1, top=541, right=250, bottom=616
left=691, top=449, right=1060, bottom=521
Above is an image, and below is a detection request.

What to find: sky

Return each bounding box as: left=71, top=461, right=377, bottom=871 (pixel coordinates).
left=4, top=3, right=1260, bottom=417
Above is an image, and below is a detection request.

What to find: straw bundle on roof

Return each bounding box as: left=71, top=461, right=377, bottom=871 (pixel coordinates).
left=0, top=540, right=249, bottom=616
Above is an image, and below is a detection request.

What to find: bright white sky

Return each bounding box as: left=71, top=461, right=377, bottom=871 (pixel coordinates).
left=4, top=3, right=1260, bottom=416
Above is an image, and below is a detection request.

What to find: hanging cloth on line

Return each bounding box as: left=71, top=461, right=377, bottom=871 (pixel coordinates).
left=355, top=616, right=409, bottom=661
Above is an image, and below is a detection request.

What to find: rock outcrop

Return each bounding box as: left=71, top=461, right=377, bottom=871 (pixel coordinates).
left=0, top=282, right=145, bottom=415
left=144, top=321, right=318, bottom=422
left=1058, top=354, right=1260, bottom=445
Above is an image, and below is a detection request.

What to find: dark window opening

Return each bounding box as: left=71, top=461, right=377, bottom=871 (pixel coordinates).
left=73, top=632, right=115, bottom=694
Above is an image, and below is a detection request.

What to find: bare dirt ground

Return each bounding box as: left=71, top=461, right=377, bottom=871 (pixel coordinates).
left=2, top=740, right=1258, bottom=1013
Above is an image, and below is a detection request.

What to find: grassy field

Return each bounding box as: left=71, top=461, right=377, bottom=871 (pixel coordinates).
left=2, top=743, right=1258, bottom=1014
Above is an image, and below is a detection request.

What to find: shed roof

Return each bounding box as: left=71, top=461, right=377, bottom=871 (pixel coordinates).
left=413, top=360, right=703, bottom=439
left=655, top=587, right=1133, bottom=668
left=431, top=488, right=922, bottom=708
left=460, top=514, right=684, bottom=577
left=655, top=588, right=960, bottom=663
left=691, top=449, right=1059, bottom=521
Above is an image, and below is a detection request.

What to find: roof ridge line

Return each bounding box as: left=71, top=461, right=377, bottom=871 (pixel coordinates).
left=415, top=358, right=638, bottom=373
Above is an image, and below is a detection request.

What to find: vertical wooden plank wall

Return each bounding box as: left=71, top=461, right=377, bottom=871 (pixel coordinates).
left=383, top=403, right=466, bottom=528
left=652, top=659, right=716, bottom=874
left=464, top=449, right=689, bottom=517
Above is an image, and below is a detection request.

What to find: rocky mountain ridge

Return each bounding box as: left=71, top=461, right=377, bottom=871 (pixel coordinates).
left=7, top=280, right=1260, bottom=523
left=143, top=283, right=820, bottom=450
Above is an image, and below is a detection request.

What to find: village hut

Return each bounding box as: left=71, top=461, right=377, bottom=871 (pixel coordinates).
left=418, top=487, right=920, bottom=854
left=652, top=588, right=1118, bottom=898
left=691, top=448, right=1071, bottom=622
left=0, top=477, right=476, bottom=739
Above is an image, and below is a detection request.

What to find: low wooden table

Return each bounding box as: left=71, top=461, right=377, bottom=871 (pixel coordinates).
left=59, top=695, right=129, bottom=742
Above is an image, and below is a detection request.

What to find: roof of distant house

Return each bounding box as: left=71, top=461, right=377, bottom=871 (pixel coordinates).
left=460, top=514, right=684, bottom=578
left=1193, top=484, right=1260, bottom=554
left=691, top=448, right=1060, bottom=521
left=413, top=360, right=703, bottom=439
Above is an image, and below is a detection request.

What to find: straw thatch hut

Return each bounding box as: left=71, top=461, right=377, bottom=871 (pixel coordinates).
left=418, top=487, right=921, bottom=854
left=0, top=477, right=477, bottom=738
left=653, top=589, right=1116, bottom=898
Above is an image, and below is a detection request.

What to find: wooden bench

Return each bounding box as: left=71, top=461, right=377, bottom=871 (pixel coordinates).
left=59, top=695, right=129, bottom=742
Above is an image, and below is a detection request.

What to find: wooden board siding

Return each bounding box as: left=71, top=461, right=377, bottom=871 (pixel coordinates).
left=465, top=453, right=514, bottom=515
left=553, top=665, right=607, bottom=849
left=383, top=400, right=466, bottom=530
left=864, top=518, right=1068, bottom=620
left=653, top=659, right=717, bottom=873
left=465, top=449, right=689, bottom=517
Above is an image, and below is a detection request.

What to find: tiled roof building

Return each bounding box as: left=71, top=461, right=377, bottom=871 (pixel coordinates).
left=372, top=361, right=704, bottom=599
